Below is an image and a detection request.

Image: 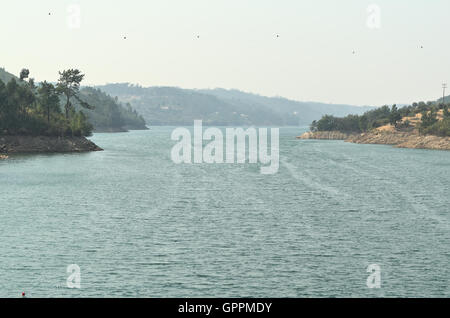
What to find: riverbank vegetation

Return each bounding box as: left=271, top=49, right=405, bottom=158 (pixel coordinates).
left=0, top=69, right=93, bottom=137
left=0, top=68, right=147, bottom=136
left=310, top=101, right=450, bottom=137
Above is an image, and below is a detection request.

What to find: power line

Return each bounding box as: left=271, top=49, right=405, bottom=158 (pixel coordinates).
left=443, top=83, right=448, bottom=104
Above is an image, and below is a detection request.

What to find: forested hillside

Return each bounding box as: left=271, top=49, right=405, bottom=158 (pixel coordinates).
left=77, top=88, right=146, bottom=132
left=0, top=67, right=147, bottom=133
left=311, top=101, right=450, bottom=137
left=98, top=83, right=374, bottom=126
left=0, top=67, right=16, bottom=83
left=0, top=69, right=93, bottom=137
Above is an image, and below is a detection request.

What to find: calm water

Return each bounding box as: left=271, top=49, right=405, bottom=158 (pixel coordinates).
left=0, top=127, right=449, bottom=298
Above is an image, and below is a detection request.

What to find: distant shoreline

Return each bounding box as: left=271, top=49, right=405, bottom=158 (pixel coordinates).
left=93, top=126, right=149, bottom=133
left=297, top=130, right=450, bottom=151
left=0, top=127, right=152, bottom=158
left=0, top=135, right=103, bottom=155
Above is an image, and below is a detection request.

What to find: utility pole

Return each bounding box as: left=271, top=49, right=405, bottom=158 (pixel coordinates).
left=443, top=83, right=447, bottom=105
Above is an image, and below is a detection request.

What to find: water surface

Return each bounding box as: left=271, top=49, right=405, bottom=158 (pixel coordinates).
left=0, top=127, right=448, bottom=297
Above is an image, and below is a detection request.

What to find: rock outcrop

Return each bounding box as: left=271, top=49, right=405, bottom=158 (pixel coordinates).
left=297, top=131, right=354, bottom=140
left=0, top=136, right=103, bottom=154
left=347, top=131, right=450, bottom=150
left=297, top=130, right=450, bottom=151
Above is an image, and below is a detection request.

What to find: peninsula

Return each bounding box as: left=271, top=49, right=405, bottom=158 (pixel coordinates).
left=0, top=68, right=103, bottom=157
left=298, top=102, right=450, bottom=151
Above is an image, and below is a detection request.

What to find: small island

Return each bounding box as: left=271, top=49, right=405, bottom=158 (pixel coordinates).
left=0, top=66, right=150, bottom=159
left=298, top=102, right=450, bottom=151
left=0, top=69, right=103, bottom=157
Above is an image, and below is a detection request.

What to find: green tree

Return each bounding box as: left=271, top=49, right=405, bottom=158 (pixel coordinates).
left=0, top=80, right=7, bottom=132
left=444, top=106, right=450, bottom=119
left=3, top=79, right=21, bottom=133
left=19, top=69, right=30, bottom=81
left=70, top=111, right=93, bottom=137
left=419, top=110, right=438, bottom=133
left=389, top=104, right=402, bottom=127
left=18, top=83, right=35, bottom=117
left=56, top=69, right=93, bottom=118
left=37, top=81, right=61, bottom=124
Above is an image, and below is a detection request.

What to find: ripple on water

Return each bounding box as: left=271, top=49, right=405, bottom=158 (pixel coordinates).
left=0, top=128, right=448, bottom=297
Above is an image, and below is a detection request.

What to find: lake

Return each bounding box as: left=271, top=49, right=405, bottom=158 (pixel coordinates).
left=0, top=127, right=448, bottom=297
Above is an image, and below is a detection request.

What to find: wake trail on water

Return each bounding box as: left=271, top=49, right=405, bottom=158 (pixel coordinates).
left=305, top=144, right=450, bottom=230
left=281, top=158, right=352, bottom=201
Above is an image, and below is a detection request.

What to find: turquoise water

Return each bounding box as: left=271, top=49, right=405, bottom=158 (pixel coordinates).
left=0, top=127, right=449, bottom=297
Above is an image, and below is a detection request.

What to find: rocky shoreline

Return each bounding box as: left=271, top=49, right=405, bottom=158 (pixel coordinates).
left=0, top=135, right=103, bottom=156
left=297, top=130, right=450, bottom=151
left=297, top=131, right=356, bottom=140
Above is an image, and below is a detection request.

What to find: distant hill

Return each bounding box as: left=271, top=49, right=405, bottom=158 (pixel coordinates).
left=0, top=67, right=17, bottom=83
left=77, top=88, right=147, bottom=132
left=97, top=83, right=375, bottom=126
left=200, top=88, right=376, bottom=125
left=437, top=95, right=450, bottom=104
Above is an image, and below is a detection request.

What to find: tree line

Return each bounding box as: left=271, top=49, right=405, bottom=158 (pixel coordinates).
left=310, top=102, right=450, bottom=137
left=77, top=87, right=147, bottom=131
left=0, top=69, right=93, bottom=137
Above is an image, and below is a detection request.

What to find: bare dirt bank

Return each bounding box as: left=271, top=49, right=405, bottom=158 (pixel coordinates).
left=297, top=130, right=450, bottom=151
left=0, top=135, right=103, bottom=155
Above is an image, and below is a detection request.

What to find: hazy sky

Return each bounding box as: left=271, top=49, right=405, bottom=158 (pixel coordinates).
left=1, top=0, right=449, bottom=106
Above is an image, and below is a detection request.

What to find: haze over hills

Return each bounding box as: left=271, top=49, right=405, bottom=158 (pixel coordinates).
left=97, top=83, right=376, bottom=126
left=199, top=88, right=377, bottom=124
left=76, top=88, right=146, bottom=132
